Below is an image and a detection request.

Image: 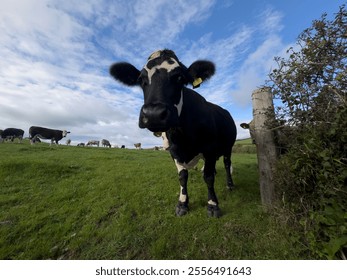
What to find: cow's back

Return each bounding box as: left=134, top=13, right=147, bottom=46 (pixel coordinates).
left=2, top=128, right=24, bottom=137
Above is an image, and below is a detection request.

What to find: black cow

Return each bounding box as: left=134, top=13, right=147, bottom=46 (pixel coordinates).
left=0, top=128, right=24, bottom=143
left=101, top=139, right=111, bottom=148
left=29, top=126, right=70, bottom=145
left=110, top=49, right=237, bottom=217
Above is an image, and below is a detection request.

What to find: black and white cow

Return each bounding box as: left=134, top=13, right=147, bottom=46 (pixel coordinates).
left=134, top=143, right=142, bottom=149
left=110, top=49, right=237, bottom=217
left=0, top=128, right=24, bottom=143
left=29, top=126, right=70, bottom=145
left=87, top=140, right=100, bottom=147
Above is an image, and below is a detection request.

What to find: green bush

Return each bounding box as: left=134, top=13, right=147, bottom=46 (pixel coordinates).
left=275, top=107, right=347, bottom=259
left=268, top=5, right=347, bottom=259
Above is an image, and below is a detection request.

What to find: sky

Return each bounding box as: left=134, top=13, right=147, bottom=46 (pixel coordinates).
left=0, top=0, right=345, bottom=148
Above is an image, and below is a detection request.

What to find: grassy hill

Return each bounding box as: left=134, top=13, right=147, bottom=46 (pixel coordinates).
left=0, top=141, right=303, bottom=259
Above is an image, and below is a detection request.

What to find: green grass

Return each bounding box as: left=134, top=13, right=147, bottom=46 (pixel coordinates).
left=232, top=138, right=256, bottom=154
left=0, top=141, right=303, bottom=259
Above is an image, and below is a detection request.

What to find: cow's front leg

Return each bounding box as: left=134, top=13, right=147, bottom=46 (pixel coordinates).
left=176, top=169, right=189, bottom=216
left=204, top=159, right=221, bottom=218
left=174, top=160, right=189, bottom=216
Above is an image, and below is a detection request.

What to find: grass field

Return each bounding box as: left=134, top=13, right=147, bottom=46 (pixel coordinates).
left=0, top=140, right=303, bottom=259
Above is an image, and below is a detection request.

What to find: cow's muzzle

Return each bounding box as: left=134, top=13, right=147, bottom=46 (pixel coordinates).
left=139, top=103, right=178, bottom=132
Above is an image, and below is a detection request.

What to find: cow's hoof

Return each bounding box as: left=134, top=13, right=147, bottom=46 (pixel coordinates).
left=226, top=181, right=235, bottom=191
left=175, top=203, right=189, bottom=216
left=207, top=205, right=221, bottom=218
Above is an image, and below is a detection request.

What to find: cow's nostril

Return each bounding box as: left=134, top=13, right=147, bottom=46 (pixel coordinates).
left=142, top=117, right=149, bottom=124
left=142, top=107, right=148, bottom=115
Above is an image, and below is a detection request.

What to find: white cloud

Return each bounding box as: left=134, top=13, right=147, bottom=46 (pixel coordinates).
left=258, top=7, right=284, bottom=33
left=0, top=0, right=292, bottom=147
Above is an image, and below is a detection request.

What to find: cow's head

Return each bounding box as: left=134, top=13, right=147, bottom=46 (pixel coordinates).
left=62, top=130, right=70, bottom=137
left=110, top=49, right=215, bottom=132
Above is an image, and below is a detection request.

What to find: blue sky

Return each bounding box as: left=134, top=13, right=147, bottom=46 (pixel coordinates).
left=0, top=0, right=345, bottom=148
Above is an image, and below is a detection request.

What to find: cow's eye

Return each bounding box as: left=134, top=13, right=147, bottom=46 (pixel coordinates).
left=170, top=74, right=183, bottom=84
left=138, top=76, right=148, bottom=87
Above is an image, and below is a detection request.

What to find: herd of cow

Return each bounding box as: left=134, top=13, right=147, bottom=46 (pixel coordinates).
left=0, top=126, right=70, bottom=145
left=0, top=126, right=118, bottom=148
left=0, top=126, right=158, bottom=151
left=3, top=49, right=256, bottom=218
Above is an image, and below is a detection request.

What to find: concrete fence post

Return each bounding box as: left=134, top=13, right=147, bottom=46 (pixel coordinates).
left=252, top=87, right=277, bottom=207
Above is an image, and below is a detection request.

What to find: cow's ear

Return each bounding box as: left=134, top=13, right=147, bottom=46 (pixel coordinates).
left=187, top=60, right=215, bottom=88
left=240, top=123, right=250, bottom=129
left=110, top=62, right=141, bottom=86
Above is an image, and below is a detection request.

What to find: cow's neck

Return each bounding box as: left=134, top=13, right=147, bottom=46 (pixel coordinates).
left=174, top=90, right=183, bottom=117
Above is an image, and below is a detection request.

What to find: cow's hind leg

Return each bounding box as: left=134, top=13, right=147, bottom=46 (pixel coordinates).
left=176, top=169, right=189, bottom=216
left=224, top=155, right=234, bottom=190
left=204, top=158, right=221, bottom=218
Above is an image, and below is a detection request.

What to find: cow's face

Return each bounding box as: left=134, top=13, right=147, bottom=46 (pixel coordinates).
left=62, top=130, right=70, bottom=137
left=137, top=50, right=187, bottom=132
left=110, top=49, right=215, bottom=132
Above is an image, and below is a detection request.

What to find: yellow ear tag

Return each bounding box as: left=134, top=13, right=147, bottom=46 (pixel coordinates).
left=192, top=77, right=203, bottom=88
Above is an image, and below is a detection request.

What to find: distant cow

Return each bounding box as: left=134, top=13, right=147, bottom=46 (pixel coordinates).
left=240, top=120, right=255, bottom=144
left=29, top=126, right=70, bottom=145
left=110, top=49, right=237, bottom=217
left=0, top=128, right=24, bottom=143
left=101, top=139, right=111, bottom=148
left=240, top=119, right=291, bottom=154
left=77, top=143, right=85, bottom=147
left=87, top=140, right=100, bottom=147
left=134, top=143, right=141, bottom=149
left=66, top=139, right=71, bottom=145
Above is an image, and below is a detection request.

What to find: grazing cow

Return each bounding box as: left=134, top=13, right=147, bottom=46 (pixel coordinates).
left=110, top=49, right=237, bottom=217
left=77, top=143, right=85, bottom=147
left=86, top=140, right=100, bottom=147
left=0, top=128, right=24, bottom=143
left=66, top=139, right=71, bottom=146
left=134, top=143, right=141, bottom=149
left=29, top=126, right=70, bottom=145
left=121, top=145, right=125, bottom=149
left=101, top=139, right=111, bottom=148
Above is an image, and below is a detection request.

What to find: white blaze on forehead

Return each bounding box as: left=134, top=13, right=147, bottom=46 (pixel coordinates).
left=148, top=50, right=161, bottom=60
left=62, top=130, right=68, bottom=137
left=144, top=58, right=180, bottom=85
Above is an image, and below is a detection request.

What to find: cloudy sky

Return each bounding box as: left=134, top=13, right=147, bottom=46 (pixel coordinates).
left=0, top=0, right=344, bottom=148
